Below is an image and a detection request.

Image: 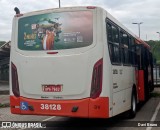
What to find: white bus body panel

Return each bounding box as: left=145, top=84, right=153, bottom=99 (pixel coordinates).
left=105, top=12, right=137, bottom=116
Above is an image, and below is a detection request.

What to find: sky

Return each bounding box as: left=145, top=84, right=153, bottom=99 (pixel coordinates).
left=0, top=0, right=160, bottom=41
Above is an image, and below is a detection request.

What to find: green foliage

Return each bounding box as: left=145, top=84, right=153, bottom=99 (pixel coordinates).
left=0, top=103, right=10, bottom=108
left=151, top=92, right=160, bottom=97
left=146, top=40, right=160, bottom=64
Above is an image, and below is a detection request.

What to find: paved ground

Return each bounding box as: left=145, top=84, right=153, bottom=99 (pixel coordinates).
left=0, top=81, right=9, bottom=95
left=0, top=95, right=9, bottom=105
left=0, top=82, right=9, bottom=106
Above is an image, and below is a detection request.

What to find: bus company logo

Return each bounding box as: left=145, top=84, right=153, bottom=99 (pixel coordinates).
left=42, top=84, right=63, bottom=92
left=0, top=122, right=46, bottom=129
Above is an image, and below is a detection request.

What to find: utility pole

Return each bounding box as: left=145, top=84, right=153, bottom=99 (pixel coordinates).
left=146, top=34, right=147, bottom=41
left=157, top=32, right=160, bottom=41
left=59, top=0, right=61, bottom=8
left=132, top=22, right=143, bottom=38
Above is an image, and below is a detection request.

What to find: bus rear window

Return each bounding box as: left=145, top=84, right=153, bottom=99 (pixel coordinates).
left=18, top=11, right=93, bottom=50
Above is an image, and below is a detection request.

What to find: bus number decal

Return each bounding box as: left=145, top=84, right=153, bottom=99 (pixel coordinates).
left=113, top=69, right=118, bottom=74
left=94, top=105, right=100, bottom=110
left=40, top=104, right=61, bottom=110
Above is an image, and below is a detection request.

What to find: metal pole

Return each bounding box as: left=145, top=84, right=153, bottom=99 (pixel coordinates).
left=156, top=64, right=157, bottom=85
left=157, top=32, right=160, bottom=41
left=59, top=0, right=61, bottom=8
left=159, top=65, right=160, bottom=79
left=138, top=23, right=140, bottom=38
left=132, top=22, right=143, bottom=38
left=146, top=34, right=147, bottom=41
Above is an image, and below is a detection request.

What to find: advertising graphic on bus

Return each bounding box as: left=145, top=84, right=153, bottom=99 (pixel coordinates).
left=18, top=11, right=93, bottom=50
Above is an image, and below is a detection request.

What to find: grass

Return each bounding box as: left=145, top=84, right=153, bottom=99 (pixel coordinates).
left=151, top=92, right=160, bottom=97
left=0, top=103, right=10, bottom=108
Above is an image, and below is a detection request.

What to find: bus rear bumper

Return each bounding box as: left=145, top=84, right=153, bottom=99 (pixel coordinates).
left=10, top=96, right=109, bottom=118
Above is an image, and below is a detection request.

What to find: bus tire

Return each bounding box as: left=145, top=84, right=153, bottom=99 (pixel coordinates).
left=128, top=89, right=137, bottom=118
left=145, top=85, right=150, bottom=101
left=149, top=80, right=154, bottom=92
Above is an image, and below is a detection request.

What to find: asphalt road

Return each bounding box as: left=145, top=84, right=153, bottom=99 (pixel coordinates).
left=0, top=97, right=160, bottom=130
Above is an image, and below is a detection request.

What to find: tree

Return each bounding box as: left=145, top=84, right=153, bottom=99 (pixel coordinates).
left=146, top=40, right=160, bottom=64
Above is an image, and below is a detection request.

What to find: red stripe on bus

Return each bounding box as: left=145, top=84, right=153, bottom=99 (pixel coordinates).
left=89, top=97, right=109, bottom=118
left=10, top=96, right=21, bottom=114
left=10, top=96, right=109, bottom=118
left=138, top=70, right=145, bottom=101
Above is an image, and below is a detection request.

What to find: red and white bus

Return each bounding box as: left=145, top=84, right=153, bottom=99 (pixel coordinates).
left=10, top=6, right=154, bottom=118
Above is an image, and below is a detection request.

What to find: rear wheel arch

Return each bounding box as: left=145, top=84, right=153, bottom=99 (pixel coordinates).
left=128, top=84, right=137, bottom=118
left=132, top=84, right=138, bottom=101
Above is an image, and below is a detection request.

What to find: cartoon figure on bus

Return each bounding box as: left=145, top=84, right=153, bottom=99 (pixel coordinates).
left=30, top=18, right=62, bottom=50
left=42, top=29, right=55, bottom=50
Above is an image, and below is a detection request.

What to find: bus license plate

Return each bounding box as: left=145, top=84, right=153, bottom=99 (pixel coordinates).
left=42, top=84, right=63, bottom=92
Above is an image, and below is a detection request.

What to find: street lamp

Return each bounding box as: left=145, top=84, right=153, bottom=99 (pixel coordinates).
left=132, top=22, right=143, bottom=38
left=157, top=32, right=160, bottom=41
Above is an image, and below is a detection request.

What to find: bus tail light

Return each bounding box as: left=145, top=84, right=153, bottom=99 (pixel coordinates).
left=11, top=62, right=20, bottom=97
left=90, top=59, right=103, bottom=99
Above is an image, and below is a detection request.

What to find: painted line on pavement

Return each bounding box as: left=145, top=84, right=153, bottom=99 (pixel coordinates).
left=42, top=116, right=55, bottom=121
left=146, top=100, right=160, bottom=130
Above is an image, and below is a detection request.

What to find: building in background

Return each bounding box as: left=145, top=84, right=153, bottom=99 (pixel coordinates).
left=0, top=41, right=10, bottom=81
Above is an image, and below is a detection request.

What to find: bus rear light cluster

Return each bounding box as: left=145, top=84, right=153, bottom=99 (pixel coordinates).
left=11, top=62, right=20, bottom=97
left=90, top=59, right=103, bottom=99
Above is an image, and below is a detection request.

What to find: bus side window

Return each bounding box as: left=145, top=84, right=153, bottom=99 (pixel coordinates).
left=130, top=37, right=136, bottom=66
left=107, top=23, right=113, bottom=62
left=107, top=23, right=112, bottom=42
left=112, top=26, right=119, bottom=43
left=120, top=31, right=129, bottom=65
left=106, top=22, right=120, bottom=64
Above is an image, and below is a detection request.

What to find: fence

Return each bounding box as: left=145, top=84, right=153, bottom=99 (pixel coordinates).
left=153, top=64, right=160, bottom=86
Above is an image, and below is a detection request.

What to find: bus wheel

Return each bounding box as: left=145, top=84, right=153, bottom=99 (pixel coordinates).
left=128, top=90, right=137, bottom=118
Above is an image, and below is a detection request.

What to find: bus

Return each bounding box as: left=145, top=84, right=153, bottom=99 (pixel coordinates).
left=10, top=6, right=154, bottom=118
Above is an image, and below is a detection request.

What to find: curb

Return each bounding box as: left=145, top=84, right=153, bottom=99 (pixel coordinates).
left=0, top=90, right=9, bottom=95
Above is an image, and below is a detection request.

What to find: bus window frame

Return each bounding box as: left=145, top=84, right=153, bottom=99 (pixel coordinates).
left=130, top=37, right=138, bottom=67
left=106, top=19, right=121, bottom=66
left=120, top=29, right=131, bottom=66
